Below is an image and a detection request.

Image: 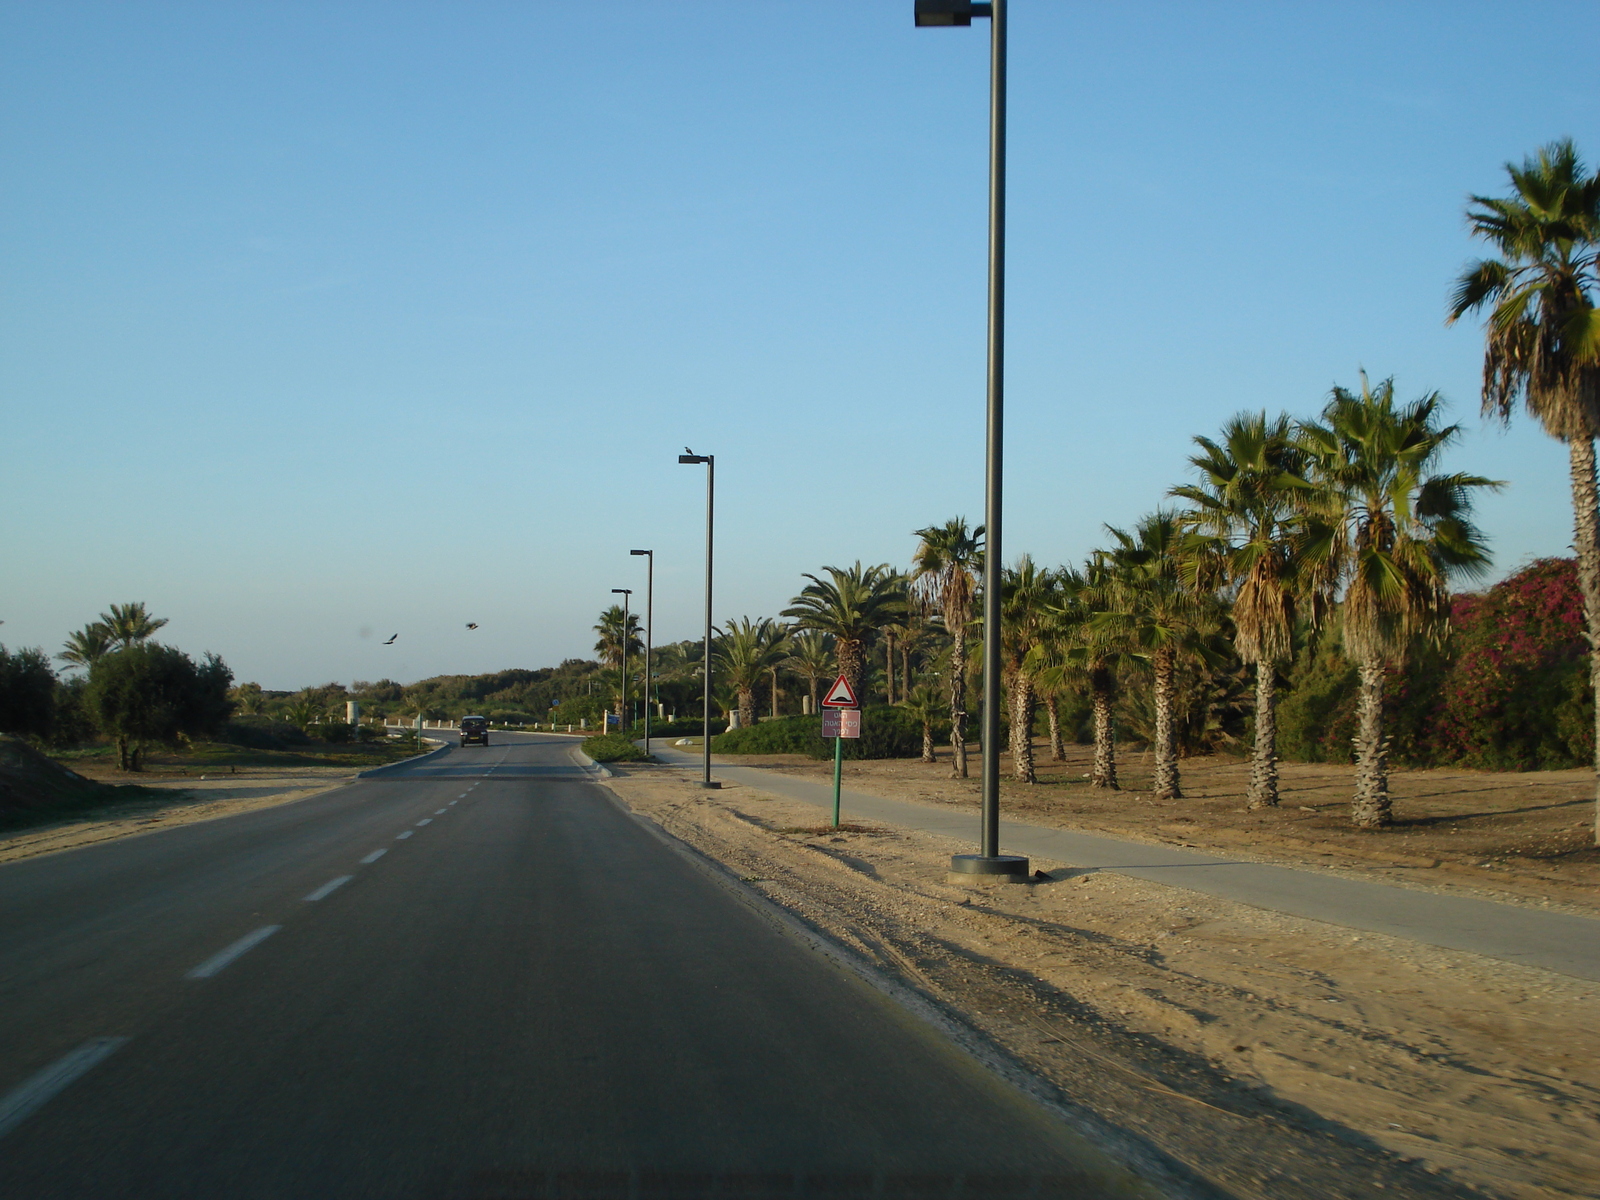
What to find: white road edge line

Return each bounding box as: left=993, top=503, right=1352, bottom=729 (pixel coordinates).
left=303, top=875, right=353, bottom=902
left=185, top=926, right=281, bottom=980
left=360, top=849, right=387, bottom=864
left=415, top=818, right=432, bottom=826
left=0, top=1037, right=130, bottom=1140
left=395, top=830, right=413, bottom=840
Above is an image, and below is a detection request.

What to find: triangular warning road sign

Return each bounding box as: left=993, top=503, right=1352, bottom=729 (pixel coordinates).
left=820, top=674, right=859, bottom=708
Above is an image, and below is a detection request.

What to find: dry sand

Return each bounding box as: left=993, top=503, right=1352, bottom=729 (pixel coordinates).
left=604, top=762, right=1600, bottom=1200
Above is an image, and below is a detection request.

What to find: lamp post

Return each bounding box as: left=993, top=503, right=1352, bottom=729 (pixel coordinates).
left=915, top=0, right=1028, bottom=881
left=610, top=588, right=632, bottom=736
left=629, top=549, right=654, bottom=757
left=677, top=450, right=719, bottom=788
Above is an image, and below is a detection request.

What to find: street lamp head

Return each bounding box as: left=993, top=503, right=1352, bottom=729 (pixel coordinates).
left=914, top=0, right=990, bottom=25
left=630, top=549, right=650, bottom=557
left=611, top=588, right=632, bottom=596
left=678, top=453, right=709, bottom=464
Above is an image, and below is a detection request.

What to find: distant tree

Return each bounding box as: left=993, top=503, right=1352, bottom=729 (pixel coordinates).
left=715, top=618, right=789, bottom=730
left=99, top=602, right=169, bottom=649
left=784, top=562, right=907, bottom=713
left=911, top=518, right=984, bottom=778
left=782, top=630, right=835, bottom=714
left=58, top=624, right=113, bottom=671
left=230, top=682, right=265, bottom=714
left=899, top=683, right=945, bottom=764
left=0, top=645, right=57, bottom=740
left=281, top=697, right=326, bottom=733
left=87, top=644, right=233, bottom=770
left=594, top=604, right=644, bottom=729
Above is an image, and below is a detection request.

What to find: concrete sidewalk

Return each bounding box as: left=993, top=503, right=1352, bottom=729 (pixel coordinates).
left=648, top=744, right=1600, bottom=983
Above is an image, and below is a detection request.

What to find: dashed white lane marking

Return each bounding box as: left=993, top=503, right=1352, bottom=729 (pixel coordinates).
left=303, top=875, right=353, bottom=902
left=448, top=801, right=458, bottom=806
left=360, top=849, right=387, bottom=864
left=434, top=808, right=446, bottom=815
left=457, top=793, right=469, bottom=799
left=185, top=926, right=281, bottom=980
left=0, top=1037, right=130, bottom=1140
left=415, top=818, right=432, bottom=826
left=396, top=831, right=413, bottom=840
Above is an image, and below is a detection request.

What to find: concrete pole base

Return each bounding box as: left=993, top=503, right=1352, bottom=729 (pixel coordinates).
left=947, top=853, right=1030, bottom=885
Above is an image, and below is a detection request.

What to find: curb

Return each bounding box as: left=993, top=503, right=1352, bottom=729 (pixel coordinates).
left=356, top=738, right=448, bottom=778
left=572, top=748, right=613, bottom=780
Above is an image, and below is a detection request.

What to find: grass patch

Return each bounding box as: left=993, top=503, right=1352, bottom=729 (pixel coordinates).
left=582, top=734, right=648, bottom=763
left=53, top=739, right=422, bottom=771
left=780, top=823, right=881, bottom=836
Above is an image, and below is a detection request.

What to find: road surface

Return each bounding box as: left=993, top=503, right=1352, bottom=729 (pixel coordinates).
left=0, top=734, right=1146, bottom=1199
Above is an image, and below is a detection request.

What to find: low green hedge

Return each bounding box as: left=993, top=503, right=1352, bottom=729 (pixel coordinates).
left=712, top=709, right=924, bottom=760
left=581, top=734, right=648, bottom=763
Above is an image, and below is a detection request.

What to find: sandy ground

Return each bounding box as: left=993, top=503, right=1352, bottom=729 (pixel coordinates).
left=0, top=768, right=357, bottom=865
left=698, top=744, right=1600, bottom=917
left=604, top=762, right=1600, bottom=1200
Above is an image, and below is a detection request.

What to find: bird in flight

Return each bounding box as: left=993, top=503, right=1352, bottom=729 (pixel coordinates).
left=465, top=623, right=478, bottom=630
left=382, top=634, right=398, bottom=645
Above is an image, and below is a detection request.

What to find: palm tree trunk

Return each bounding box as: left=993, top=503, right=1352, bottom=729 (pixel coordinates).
left=1046, top=695, right=1065, bottom=761
left=1351, top=657, right=1391, bottom=828
left=837, top=638, right=865, bottom=706
left=808, top=675, right=819, bottom=715
left=1247, top=658, right=1279, bottom=809
left=921, top=721, right=935, bottom=763
left=1009, top=673, right=1036, bottom=783
left=1569, top=436, right=1600, bottom=846
left=770, top=667, right=779, bottom=719
left=884, top=631, right=896, bottom=705
left=1090, top=667, right=1118, bottom=790
left=737, top=687, right=756, bottom=732
left=901, top=645, right=912, bottom=700
left=949, top=621, right=969, bottom=779
left=1153, top=646, right=1182, bottom=800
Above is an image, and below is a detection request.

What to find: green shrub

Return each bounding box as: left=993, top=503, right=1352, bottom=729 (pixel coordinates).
left=318, top=722, right=354, bottom=744
left=712, top=709, right=924, bottom=760
left=0, top=645, right=57, bottom=741
left=641, top=717, right=727, bottom=739
left=217, top=717, right=311, bottom=750
left=581, top=733, right=647, bottom=763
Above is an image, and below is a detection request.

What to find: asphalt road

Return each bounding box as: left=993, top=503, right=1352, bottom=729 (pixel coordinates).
left=0, top=734, right=1145, bottom=1199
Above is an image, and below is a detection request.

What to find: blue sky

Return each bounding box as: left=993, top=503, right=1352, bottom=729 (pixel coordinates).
left=3, top=1, right=1598, bottom=690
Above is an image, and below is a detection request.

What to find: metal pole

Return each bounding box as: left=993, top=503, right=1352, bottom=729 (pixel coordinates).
left=644, top=553, right=653, bottom=758
left=832, top=735, right=843, bottom=828
left=703, top=456, right=715, bottom=787
left=620, top=591, right=628, bottom=736
left=979, top=0, right=1006, bottom=860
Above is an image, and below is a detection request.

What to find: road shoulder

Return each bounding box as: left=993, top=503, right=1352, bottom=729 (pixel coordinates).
left=605, top=763, right=1600, bottom=1200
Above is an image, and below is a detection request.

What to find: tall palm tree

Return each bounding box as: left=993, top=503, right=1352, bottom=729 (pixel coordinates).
left=99, top=603, right=168, bottom=649
left=58, top=623, right=113, bottom=670
left=781, top=562, right=906, bottom=705
left=899, top=682, right=944, bottom=764
left=1097, top=511, right=1221, bottom=800
left=1448, top=139, right=1600, bottom=841
left=782, top=630, right=835, bottom=713
left=1300, top=376, right=1498, bottom=828
left=995, top=557, right=1058, bottom=784
left=1172, top=412, right=1313, bottom=810
left=715, top=617, right=789, bottom=730
left=910, top=518, right=984, bottom=778
left=593, top=604, right=644, bottom=730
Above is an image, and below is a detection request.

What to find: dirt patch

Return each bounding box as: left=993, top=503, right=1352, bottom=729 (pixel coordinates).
left=0, top=767, right=357, bottom=865
left=605, top=764, right=1600, bottom=1200
left=707, top=743, right=1599, bottom=915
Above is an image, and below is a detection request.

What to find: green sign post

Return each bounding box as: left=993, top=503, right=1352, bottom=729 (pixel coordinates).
left=820, top=675, right=862, bottom=828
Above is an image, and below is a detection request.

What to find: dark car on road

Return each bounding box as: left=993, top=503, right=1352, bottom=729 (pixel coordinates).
left=460, top=715, right=489, bottom=746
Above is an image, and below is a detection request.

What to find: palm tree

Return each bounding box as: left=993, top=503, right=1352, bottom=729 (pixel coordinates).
left=1097, top=512, right=1221, bottom=799
left=715, top=617, right=789, bottom=730
left=1035, top=561, right=1137, bottom=791
left=899, top=683, right=944, bottom=764
left=782, top=562, right=907, bottom=705
left=593, top=605, right=644, bottom=730
left=782, top=630, right=835, bottom=713
left=995, top=557, right=1058, bottom=784
left=1448, top=139, right=1600, bottom=840
left=99, top=603, right=168, bottom=649
left=58, top=623, right=113, bottom=670
left=910, top=518, right=984, bottom=778
left=1172, top=412, right=1312, bottom=810
left=282, top=697, right=325, bottom=733
left=1299, top=376, right=1498, bottom=828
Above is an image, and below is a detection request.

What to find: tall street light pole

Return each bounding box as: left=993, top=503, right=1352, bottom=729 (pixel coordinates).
left=678, top=451, right=719, bottom=789
left=915, top=0, right=1027, bottom=881
left=611, top=588, right=632, bottom=736
left=629, top=549, right=654, bottom=758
